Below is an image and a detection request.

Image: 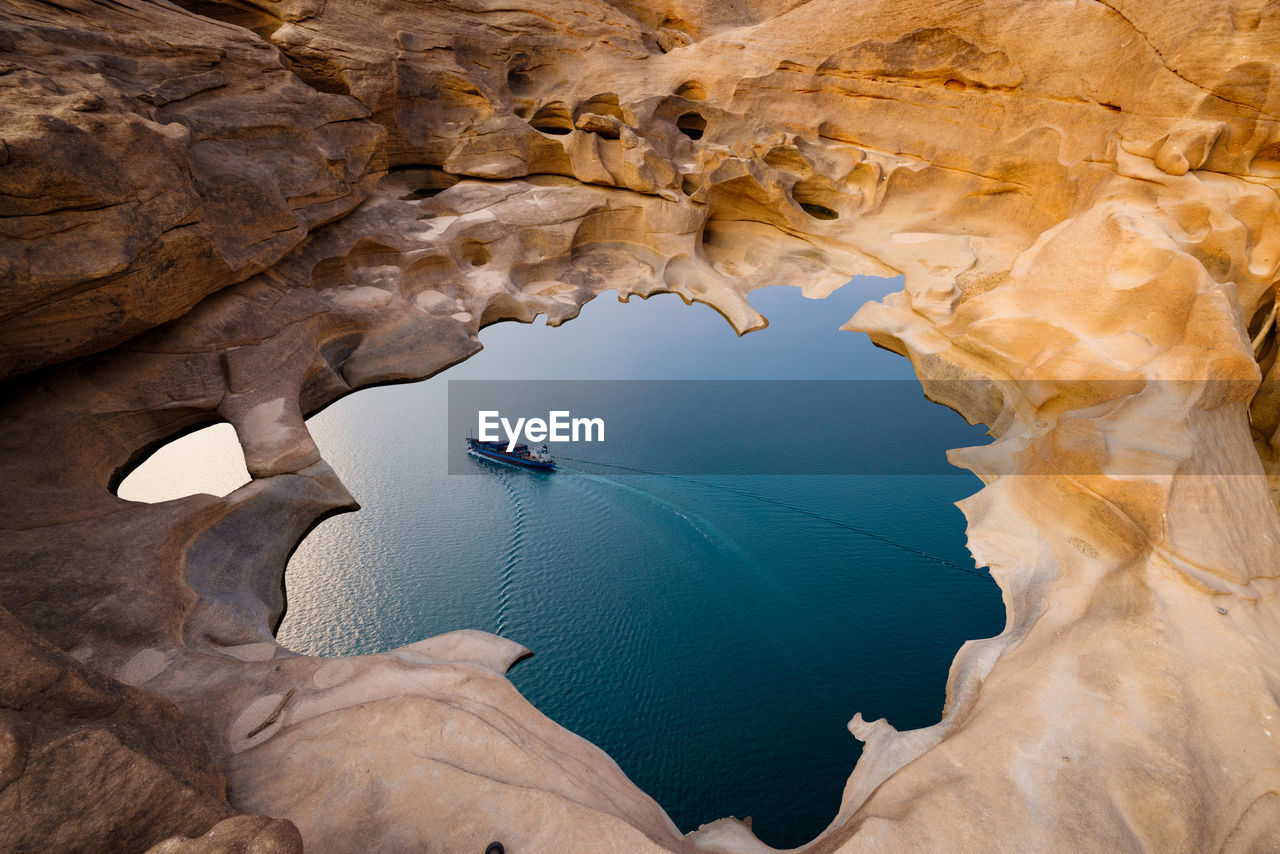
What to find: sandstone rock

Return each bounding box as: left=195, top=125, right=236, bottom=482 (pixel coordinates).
left=145, top=815, right=303, bottom=854
left=656, top=26, right=695, bottom=52
left=0, top=0, right=1279, bottom=851
left=0, top=0, right=381, bottom=379
left=0, top=605, right=293, bottom=853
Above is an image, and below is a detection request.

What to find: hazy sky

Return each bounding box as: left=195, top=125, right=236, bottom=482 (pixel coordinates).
left=450, top=276, right=917, bottom=381
left=120, top=276, right=928, bottom=499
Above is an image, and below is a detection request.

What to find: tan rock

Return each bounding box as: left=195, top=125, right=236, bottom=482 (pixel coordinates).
left=0, top=606, right=289, bottom=852
left=0, top=0, right=1279, bottom=851
left=145, top=815, right=303, bottom=854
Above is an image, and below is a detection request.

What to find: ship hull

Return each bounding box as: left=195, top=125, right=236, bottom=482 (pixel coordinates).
left=466, top=443, right=556, bottom=471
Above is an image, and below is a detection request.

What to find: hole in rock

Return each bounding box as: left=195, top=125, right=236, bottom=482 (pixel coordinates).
left=310, top=239, right=403, bottom=289
left=285, top=56, right=351, bottom=96
left=383, top=166, right=460, bottom=201
left=116, top=422, right=250, bottom=503
left=460, top=240, right=491, bottom=267
left=165, top=0, right=281, bottom=40
left=792, top=179, right=842, bottom=220
left=403, top=255, right=457, bottom=296
left=505, top=52, right=546, bottom=96
left=1250, top=290, right=1278, bottom=380
left=800, top=202, right=838, bottom=220
left=1249, top=292, right=1277, bottom=340
left=274, top=278, right=1003, bottom=848
left=763, top=145, right=810, bottom=172
left=675, top=80, right=707, bottom=100
left=529, top=102, right=575, bottom=135
left=575, top=93, right=625, bottom=122
left=507, top=68, right=535, bottom=92
left=676, top=111, right=706, bottom=140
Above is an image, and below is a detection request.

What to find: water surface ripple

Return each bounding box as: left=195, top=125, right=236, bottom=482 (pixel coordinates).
left=270, top=284, right=1005, bottom=848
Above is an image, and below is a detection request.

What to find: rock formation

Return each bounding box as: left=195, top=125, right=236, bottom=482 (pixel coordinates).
left=1, top=0, right=1278, bottom=850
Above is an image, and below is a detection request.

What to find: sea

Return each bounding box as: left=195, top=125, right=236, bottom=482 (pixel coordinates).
left=120, top=277, right=1005, bottom=849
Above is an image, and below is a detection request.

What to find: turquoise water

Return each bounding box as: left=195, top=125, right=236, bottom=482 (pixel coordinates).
left=274, top=281, right=1006, bottom=848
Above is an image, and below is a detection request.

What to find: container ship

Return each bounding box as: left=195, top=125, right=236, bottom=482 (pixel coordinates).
left=466, top=437, right=556, bottom=471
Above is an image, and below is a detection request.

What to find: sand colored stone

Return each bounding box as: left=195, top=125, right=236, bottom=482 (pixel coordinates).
left=1, top=0, right=1279, bottom=850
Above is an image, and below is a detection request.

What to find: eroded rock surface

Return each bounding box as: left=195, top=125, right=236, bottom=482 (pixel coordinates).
left=1, top=0, right=1278, bottom=850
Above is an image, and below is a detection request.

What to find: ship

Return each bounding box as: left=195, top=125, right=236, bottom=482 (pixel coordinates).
left=466, top=436, right=556, bottom=471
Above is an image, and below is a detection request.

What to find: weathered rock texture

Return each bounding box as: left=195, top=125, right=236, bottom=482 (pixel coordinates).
left=1, top=0, right=1278, bottom=850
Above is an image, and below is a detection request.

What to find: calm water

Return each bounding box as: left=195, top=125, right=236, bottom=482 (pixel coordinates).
left=123, top=280, right=1005, bottom=848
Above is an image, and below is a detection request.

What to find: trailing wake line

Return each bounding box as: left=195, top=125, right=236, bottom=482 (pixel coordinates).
left=557, top=457, right=990, bottom=581
left=493, top=469, right=525, bottom=636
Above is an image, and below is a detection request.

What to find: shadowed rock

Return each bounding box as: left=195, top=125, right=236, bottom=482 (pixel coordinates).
left=1, top=0, right=1279, bottom=851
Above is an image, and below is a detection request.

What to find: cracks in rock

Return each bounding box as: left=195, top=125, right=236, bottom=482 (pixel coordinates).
left=1253, top=301, right=1277, bottom=358
left=240, top=223, right=304, bottom=250
left=811, top=129, right=1036, bottom=192
left=245, top=687, right=295, bottom=738
left=419, top=167, right=693, bottom=206
left=1088, top=0, right=1279, bottom=121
